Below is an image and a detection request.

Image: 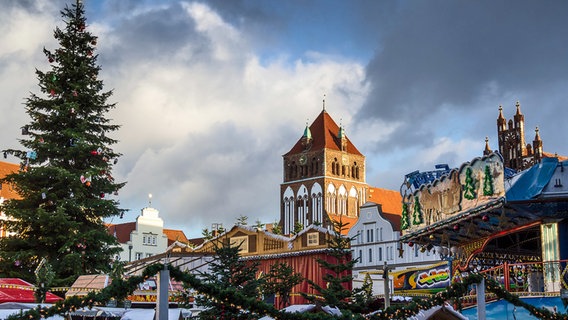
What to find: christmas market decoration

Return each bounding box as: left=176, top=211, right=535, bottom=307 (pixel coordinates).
left=412, top=196, right=423, bottom=225
left=400, top=203, right=410, bottom=230
left=483, top=165, right=494, bottom=196
left=0, top=0, right=125, bottom=288
left=463, top=167, right=476, bottom=200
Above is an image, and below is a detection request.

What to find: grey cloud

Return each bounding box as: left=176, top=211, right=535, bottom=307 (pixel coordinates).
left=357, top=0, right=568, bottom=151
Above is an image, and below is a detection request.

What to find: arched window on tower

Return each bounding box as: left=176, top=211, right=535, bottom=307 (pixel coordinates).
left=332, top=158, right=338, bottom=175
left=348, top=186, right=358, bottom=216
left=338, top=185, right=347, bottom=215
left=297, top=186, right=309, bottom=229
left=311, top=183, right=323, bottom=225
left=283, top=187, right=295, bottom=235
left=326, top=183, right=336, bottom=214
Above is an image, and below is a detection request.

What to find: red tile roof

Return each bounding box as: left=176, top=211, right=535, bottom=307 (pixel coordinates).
left=163, top=228, right=189, bottom=246
left=106, top=222, right=135, bottom=244
left=284, top=110, right=363, bottom=156
left=367, top=187, right=402, bottom=216
left=327, top=214, right=359, bottom=235
left=0, top=161, right=20, bottom=200
left=367, top=187, right=402, bottom=231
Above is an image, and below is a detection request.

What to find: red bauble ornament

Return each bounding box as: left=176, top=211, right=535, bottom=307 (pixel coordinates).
left=453, top=224, right=460, bottom=231
left=48, top=57, right=54, bottom=63
left=50, top=89, right=55, bottom=97
left=100, top=193, right=105, bottom=198
left=408, top=242, right=414, bottom=247
left=482, top=215, right=489, bottom=222
left=85, top=181, right=91, bottom=187
left=90, top=150, right=98, bottom=155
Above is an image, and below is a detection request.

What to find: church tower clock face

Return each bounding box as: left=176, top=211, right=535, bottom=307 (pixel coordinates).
left=299, top=154, right=307, bottom=165
left=280, top=108, right=368, bottom=235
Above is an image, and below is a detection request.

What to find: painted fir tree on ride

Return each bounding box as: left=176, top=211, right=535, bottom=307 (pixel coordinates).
left=0, top=1, right=125, bottom=287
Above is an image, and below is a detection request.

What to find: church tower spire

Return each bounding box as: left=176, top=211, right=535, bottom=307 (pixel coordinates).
left=280, top=105, right=367, bottom=235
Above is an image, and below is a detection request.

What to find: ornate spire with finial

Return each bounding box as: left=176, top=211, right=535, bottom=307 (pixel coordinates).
left=534, top=126, right=541, bottom=141
left=301, top=120, right=312, bottom=150
left=322, top=94, right=326, bottom=112
left=515, top=101, right=522, bottom=115
left=484, top=136, right=492, bottom=155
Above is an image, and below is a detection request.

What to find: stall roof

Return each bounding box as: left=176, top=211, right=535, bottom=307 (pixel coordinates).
left=0, top=279, right=62, bottom=304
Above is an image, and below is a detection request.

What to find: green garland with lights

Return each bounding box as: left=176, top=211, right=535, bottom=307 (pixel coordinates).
left=7, top=265, right=568, bottom=320
left=367, top=273, right=568, bottom=320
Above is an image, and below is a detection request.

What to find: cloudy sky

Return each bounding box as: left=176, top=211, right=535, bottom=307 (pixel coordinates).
left=1, top=0, right=567, bottom=238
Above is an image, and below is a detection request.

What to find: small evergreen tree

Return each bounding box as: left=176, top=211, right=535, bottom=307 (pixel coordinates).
left=262, top=262, right=303, bottom=309
left=0, top=1, right=125, bottom=286
left=271, top=221, right=282, bottom=235
left=302, top=219, right=365, bottom=311
left=197, top=236, right=262, bottom=319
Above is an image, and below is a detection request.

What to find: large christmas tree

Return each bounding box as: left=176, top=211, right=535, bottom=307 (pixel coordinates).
left=0, top=0, right=125, bottom=286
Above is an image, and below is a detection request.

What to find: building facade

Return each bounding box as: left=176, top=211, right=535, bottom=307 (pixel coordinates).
left=348, top=201, right=442, bottom=295
left=280, top=107, right=368, bottom=235
left=107, top=205, right=187, bottom=262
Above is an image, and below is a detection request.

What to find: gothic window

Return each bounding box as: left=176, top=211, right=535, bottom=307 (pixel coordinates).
left=326, top=183, right=336, bottom=214
left=311, top=183, right=323, bottom=225
left=297, top=186, right=309, bottom=227
left=283, top=187, right=295, bottom=234
left=338, top=185, right=347, bottom=215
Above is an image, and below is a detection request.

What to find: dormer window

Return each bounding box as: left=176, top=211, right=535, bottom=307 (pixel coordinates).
left=307, top=232, right=319, bottom=246
left=230, top=235, right=249, bottom=253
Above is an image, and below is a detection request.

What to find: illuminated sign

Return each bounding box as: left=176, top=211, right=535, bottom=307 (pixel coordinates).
left=392, top=262, right=450, bottom=293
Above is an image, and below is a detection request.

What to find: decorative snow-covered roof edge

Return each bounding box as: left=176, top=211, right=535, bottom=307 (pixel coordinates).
left=166, top=240, right=189, bottom=252
left=293, top=224, right=338, bottom=239
left=239, top=248, right=332, bottom=261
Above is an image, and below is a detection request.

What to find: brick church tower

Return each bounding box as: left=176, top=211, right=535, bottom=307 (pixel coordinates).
left=280, top=103, right=368, bottom=235
left=496, top=101, right=543, bottom=171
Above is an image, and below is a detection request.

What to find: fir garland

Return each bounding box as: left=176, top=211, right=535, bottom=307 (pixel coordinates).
left=7, top=265, right=568, bottom=320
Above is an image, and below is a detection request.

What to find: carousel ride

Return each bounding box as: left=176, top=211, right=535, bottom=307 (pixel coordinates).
left=399, top=152, right=568, bottom=295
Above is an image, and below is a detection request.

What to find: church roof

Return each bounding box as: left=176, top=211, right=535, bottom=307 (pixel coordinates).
left=0, top=161, right=20, bottom=200
left=284, top=110, right=363, bottom=156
